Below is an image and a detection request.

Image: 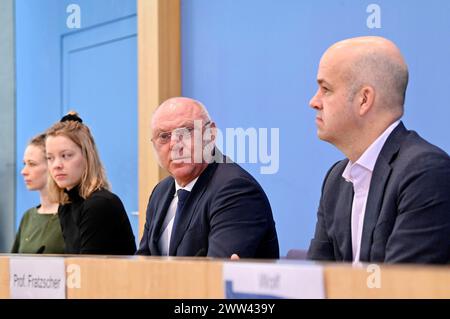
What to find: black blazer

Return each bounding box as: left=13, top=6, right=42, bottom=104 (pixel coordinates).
left=307, top=122, right=450, bottom=264
left=137, top=155, right=279, bottom=258
left=59, top=187, right=136, bottom=255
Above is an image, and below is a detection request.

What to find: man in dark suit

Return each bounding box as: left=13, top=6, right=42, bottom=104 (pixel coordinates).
left=137, top=97, right=279, bottom=258
left=307, top=36, right=450, bottom=264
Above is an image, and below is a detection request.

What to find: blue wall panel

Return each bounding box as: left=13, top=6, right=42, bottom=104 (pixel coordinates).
left=62, top=16, right=138, bottom=239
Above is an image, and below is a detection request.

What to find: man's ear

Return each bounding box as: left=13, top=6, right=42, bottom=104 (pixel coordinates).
left=358, top=86, right=375, bottom=116
left=204, top=122, right=216, bottom=142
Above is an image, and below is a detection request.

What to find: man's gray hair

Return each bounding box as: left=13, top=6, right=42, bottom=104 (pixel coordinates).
left=344, top=51, right=409, bottom=115
left=193, top=100, right=212, bottom=121
left=152, top=98, right=212, bottom=121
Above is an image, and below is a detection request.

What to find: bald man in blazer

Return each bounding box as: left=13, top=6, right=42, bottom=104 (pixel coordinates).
left=307, top=36, right=450, bottom=264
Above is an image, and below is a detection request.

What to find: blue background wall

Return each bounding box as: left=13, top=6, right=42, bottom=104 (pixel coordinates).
left=181, top=0, right=450, bottom=255
left=14, top=0, right=450, bottom=256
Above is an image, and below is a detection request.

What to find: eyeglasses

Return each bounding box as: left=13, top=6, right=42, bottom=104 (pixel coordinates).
left=152, top=121, right=211, bottom=145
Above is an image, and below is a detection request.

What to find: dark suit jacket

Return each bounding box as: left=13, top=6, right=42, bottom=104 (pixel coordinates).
left=137, top=155, right=279, bottom=258
left=307, top=122, right=450, bottom=264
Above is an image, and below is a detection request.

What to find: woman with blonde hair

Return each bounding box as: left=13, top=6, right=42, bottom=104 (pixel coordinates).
left=12, top=133, right=65, bottom=254
left=45, top=112, right=136, bottom=254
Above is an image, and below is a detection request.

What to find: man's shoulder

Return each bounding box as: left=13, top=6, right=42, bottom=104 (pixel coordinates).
left=403, top=130, right=448, bottom=155
left=213, top=161, right=261, bottom=186
left=316, top=159, right=350, bottom=199
left=151, top=175, right=175, bottom=196
left=391, top=129, right=450, bottom=170
left=323, top=159, right=349, bottom=184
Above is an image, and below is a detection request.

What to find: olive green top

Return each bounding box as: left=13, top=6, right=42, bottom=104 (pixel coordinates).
left=11, top=206, right=65, bottom=254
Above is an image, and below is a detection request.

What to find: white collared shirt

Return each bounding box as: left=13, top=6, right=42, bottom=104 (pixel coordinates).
left=158, top=177, right=199, bottom=256
left=342, top=120, right=400, bottom=263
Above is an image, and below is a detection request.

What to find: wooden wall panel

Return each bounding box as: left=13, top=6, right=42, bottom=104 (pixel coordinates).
left=138, top=0, right=181, bottom=238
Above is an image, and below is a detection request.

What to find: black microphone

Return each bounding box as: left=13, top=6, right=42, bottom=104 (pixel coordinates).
left=36, top=246, right=46, bottom=254
left=195, top=248, right=207, bottom=257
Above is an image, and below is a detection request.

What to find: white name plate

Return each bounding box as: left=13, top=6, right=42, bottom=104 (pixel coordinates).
left=9, top=257, right=66, bottom=299
left=223, top=262, right=324, bottom=299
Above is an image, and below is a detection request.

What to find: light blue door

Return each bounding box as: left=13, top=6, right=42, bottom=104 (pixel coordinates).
left=15, top=0, right=139, bottom=244
left=62, top=15, right=138, bottom=241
